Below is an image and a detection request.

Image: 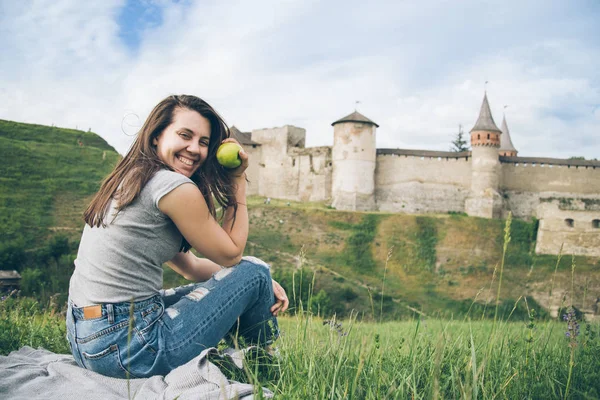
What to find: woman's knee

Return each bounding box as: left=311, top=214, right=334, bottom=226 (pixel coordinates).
left=237, top=257, right=272, bottom=282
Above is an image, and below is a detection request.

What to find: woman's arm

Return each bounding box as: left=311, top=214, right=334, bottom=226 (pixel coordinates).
left=166, top=251, right=222, bottom=282
left=159, top=140, right=249, bottom=267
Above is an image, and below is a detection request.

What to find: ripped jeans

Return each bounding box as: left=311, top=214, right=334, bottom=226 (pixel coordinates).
left=65, top=257, right=279, bottom=378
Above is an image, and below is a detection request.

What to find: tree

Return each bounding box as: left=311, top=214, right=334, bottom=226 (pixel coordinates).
left=0, top=240, right=26, bottom=271
left=450, top=124, right=470, bottom=152
left=48, top=235, right=70, bottom=265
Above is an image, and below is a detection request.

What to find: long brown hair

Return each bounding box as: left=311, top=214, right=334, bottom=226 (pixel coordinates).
left=84, top=95, right=237, bottom=251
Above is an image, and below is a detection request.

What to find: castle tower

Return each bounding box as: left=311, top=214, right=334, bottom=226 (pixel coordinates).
left=465, top=93, right=503, bottom=218
left=331, top=111, right=378, bottom=211
left=499, top=115, right=518, bottom=157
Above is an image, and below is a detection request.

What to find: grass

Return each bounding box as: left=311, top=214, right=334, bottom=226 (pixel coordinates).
left=0, top=119, right=120, bottom=248
left=1, top=294, right=599, bottom=399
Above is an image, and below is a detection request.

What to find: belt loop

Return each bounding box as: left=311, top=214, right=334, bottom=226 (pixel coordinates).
left=106, top=304, right=114, bottom=324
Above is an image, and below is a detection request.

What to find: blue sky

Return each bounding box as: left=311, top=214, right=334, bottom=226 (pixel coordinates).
left=117, top=0, right=167, bottom=52
left=0, top=0, right=598, bottom=159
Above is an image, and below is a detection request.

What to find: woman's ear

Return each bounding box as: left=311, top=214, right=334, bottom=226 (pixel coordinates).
left=152, top=137, right=158, bottom=146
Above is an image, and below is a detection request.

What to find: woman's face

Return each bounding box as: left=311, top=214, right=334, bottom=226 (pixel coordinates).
left=153, top=108, right=211, bottom=177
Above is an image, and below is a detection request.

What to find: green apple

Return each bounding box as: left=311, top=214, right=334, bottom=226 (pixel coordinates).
left=216, top=142, right=242, bottom=168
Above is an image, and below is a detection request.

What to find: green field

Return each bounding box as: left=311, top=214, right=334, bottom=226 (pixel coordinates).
left=1, top=294, right=598, bottom=399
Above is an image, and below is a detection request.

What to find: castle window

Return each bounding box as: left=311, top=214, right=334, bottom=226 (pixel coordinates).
left=292, top=158, right=296, bottom=167
left=593, top=219, right=600, bottom=229
left=477, top=134, right=480, bottom=140
left=487, top=133, right=490, bottom=139
left=565, top=218, right=574, bottom=228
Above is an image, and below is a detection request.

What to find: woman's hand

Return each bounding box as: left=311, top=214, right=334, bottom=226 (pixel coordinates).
left=220, top=138, right=248, bottom=179
left=270, top=279, right=289, bottom=316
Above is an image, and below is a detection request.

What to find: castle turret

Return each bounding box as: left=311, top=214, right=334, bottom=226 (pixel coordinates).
left=465, top=93, right=503, bottom=218
left=331, top=111, right=378, bottom=211
left=499, top=115, right=518, bottom=157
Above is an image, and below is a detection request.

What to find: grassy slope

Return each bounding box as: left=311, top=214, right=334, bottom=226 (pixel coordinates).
left=0, top=119, right=120, bottom=246
left=244, top=197, right=600, bottom=320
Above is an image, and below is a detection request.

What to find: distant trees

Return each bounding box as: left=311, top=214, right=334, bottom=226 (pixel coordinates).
left=450, top=124, right=470, bottom=152
left=0, top=241, right=26, bottom=271
left=0, top=235, right=75, bottom=300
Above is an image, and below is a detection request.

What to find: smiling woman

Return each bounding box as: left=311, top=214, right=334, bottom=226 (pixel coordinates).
left=65, top=94, right=288, bottom=379
left=153, top=109, right=212, bottom=177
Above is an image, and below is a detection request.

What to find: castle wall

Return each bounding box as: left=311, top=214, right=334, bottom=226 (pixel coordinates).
left=501, top=162, right=600, bottom=193
left=243, top=145, right=261, bottom=196
left=289, top=147, right=332, bottom=202
left=535, top=201, right=600, bottom=257
left=374, top=153, right=472, bottom=213
left=500, top=162, right=600, bottom=219
left=251, top=126, right=305, bottom=200
left=249, top=126, right=331, bottom=201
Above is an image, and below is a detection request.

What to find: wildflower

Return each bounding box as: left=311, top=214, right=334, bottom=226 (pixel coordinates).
left=563, top=307, right=580, bottom=346
left=323, top=319, right=348, bottom=337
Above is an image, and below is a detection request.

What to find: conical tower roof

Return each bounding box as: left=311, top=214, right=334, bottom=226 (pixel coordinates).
left=470, top=93, right=501, bottom=133
left=332, top=111, right=379, bottom=127
left=499, top=116, right=517, bottom=153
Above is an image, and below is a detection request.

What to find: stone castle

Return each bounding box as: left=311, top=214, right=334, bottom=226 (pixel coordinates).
left=231, top=93, right=600, bottom=257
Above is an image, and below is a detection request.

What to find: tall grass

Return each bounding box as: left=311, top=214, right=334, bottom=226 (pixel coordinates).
left=1, top=292, right=598, bottom=398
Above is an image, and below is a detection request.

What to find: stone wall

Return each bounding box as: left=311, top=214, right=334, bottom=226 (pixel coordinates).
left=499, top=159, right=600, bottom=256
left=374, top=151, right=472, bottom=213
left=535, top=201, right=600, bottom=256
left=252, top=126, right=306, bottom=200
left=289, top=146, right=332, bottom=202
left=243, top=144, right=261, bottom=196
left=250, top=126, right=331, bottom=202
left=501, top=161, right=600, bottom=194
left=500, top=160, right=600, bottom=219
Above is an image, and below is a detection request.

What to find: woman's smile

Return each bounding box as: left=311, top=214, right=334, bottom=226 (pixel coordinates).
left=154, top=108, right=211, bottom=177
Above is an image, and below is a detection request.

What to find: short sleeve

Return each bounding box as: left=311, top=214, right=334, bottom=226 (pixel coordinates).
left=146, top=169, right=196, bottom=209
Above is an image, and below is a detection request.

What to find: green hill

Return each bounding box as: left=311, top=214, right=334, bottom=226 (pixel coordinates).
left=0, top=119, right=120, bottom=259
left=1, top=118, right=598, bottom=320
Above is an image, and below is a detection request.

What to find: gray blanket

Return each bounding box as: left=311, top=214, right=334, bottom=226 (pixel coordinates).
left=0, top=346, right=273, bottom=400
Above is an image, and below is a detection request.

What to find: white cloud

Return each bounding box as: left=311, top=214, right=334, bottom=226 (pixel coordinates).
left=0, top=0, right=598, bottom=160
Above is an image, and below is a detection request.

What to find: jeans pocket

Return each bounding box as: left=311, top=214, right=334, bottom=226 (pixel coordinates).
left=141, top=302, right=164, bottom=327
left=81, top=344, right=138, bottom=379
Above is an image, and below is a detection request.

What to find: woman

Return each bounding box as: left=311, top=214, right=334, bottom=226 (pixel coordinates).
left=66, top=94, right=288, bottom=379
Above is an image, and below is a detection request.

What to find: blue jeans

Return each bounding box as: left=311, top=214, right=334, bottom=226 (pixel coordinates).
left=66, top=257, right=279, bottom=378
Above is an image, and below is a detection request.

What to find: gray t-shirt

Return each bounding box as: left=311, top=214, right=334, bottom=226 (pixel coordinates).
left=69, top=169, right=194, bottom=306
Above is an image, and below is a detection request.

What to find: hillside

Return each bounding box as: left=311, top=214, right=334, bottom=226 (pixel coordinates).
left=1, top=118, right=598, bottom=320
left=241, top=197, right=600, bottom=320
left=0, top=119, right=120, bottom=253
